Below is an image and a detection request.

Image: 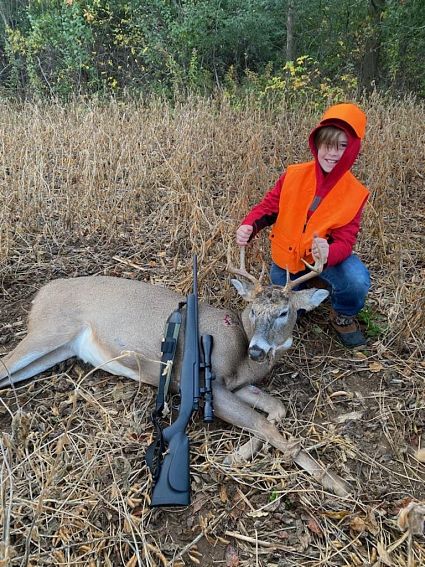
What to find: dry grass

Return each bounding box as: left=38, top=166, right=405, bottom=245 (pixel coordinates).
left=0, top=93, right=424, bottom=565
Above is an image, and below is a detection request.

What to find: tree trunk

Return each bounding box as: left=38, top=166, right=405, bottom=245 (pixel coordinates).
left=286, top=0, right=294, bottom=62
left=360, top=0, right=386, bottom=91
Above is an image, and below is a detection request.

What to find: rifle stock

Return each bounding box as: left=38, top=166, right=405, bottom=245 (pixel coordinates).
left=150, top=431, right=190, bottom=506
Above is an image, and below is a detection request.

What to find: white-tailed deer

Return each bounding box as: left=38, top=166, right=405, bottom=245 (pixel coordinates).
left=0, top=249, right=350, bottom=496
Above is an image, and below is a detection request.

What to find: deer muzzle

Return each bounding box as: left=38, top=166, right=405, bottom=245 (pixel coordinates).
left=248, top=344, right=268, bottom=362
left=248, top=333, right=272, bottom=362
left=248, top=331, right=294, bottom=362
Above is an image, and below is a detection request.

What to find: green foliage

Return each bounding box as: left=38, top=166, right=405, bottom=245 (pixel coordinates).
left=0, top=0, right=424, bottom=99
left=81, top=0, right=180, bottom=94
left=268, top=490, right=279, bottom=503
left=5, top=0, right=94, bottom=96
left=358, top=306, right=386, bottom=339
left=224, top=56, right=358, bottom=108
left=169, top=0, right=284, bottom=76
left=292, top=0, right=369, bottom=79
left=381, top=0, right=425, bottom=96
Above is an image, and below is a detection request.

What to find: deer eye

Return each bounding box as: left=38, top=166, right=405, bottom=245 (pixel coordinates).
left=277, top=309, right=288, bottom=319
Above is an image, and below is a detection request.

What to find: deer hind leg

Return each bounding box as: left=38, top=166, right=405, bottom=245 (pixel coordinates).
left=224, top=384, right=287, bottom=463
left=0, top=331, right=77, bottom=388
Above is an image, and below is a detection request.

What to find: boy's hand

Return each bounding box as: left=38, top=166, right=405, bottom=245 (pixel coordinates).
left=236, top=224, right=253, bottom=246
left=312, top=237, right=329, bottom=263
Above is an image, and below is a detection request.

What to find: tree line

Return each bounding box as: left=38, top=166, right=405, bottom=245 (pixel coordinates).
left=0, top=0, right=423, bottom=100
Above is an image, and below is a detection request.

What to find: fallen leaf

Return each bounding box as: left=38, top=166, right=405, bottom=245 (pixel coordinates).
left=307, top=517, right=322, bottom=535
left=219, top=484, right=228, bottom=503
left=247, top=510, right=269, bottom=518
left=322, top=510, right=351, bottom=520
left=225, top=544, right=239, bottom=567
left=350, top=511, right=379, bottom=536
left=350, top=516, right=367, bottom=533
left=192, top=495, right=207, bottom=514
left=369, top=361, right=384, bottom=372
left=354, top=352, right=367, bottom=360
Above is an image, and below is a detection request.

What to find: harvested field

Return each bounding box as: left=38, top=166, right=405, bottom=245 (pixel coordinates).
left=0, top=94, right=424, bottom=566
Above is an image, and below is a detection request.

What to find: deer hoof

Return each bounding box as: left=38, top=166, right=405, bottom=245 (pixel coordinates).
left=267, top=402, right=287, bottom=423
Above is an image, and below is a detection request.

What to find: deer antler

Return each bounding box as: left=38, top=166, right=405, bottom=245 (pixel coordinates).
left=284, top=238, right=325, bottom=292
left=228, top=247, right=263, bottom=289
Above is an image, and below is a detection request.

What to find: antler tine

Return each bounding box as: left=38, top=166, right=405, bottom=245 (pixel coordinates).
left=240, top=246, right=247, bottom=272
left=227, top=246, right=261, bottom=287
left=285, top=238, right=325, bottom=291
left=242, top=246, right=267, bottom=284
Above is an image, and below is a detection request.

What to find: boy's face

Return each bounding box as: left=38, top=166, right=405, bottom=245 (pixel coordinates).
left=317, top=131, right=348, bottom=173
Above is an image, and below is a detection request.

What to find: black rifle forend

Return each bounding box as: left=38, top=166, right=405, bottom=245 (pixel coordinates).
left=150, top=255, right=214, bottom=507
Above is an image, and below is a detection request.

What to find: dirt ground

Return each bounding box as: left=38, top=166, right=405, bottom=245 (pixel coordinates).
left=0, top=246, right=424, bottom=567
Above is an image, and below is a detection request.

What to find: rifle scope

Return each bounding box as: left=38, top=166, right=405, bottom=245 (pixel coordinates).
left=200, top=334, right=214, bottom=423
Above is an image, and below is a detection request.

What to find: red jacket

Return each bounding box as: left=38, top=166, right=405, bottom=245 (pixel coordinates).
left=241, top=104, right=369, bottom=267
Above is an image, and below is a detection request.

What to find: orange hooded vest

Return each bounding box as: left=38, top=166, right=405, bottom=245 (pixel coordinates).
left=270, top=103, right=369, bottom=273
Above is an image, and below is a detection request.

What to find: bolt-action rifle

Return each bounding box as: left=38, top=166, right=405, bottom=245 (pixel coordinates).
left=146, top=255, right=214, bottom=507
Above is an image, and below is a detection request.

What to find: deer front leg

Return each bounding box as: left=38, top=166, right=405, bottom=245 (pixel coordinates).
left=233, top=384, right=287, bottom=422
left=213, top=382, right=351, bottom=497
left=225, top=385, right=287, bottom=463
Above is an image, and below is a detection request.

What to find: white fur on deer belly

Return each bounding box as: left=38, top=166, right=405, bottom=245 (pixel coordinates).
left=72, top=327, right=139, bottom=379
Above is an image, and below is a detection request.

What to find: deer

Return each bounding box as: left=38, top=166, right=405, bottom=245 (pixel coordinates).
left=0, top=248, right=351, bottom=497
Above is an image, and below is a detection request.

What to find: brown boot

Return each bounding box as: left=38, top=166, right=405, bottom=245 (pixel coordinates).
left=330, top=309, right=367, bottom=347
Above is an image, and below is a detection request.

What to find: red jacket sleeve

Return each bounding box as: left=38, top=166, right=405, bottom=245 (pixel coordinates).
left=326, top=196, right=367, bottom=266
left=240, top=173, right=285, bottom=238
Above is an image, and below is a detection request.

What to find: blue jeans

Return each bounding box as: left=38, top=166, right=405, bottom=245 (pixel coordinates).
left=270, top=255, right=370, bottom=317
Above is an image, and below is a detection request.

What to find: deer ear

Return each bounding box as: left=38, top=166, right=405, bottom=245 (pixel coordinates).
left=230, top=278, right=255, bottom=300
left=294, top=288, right=329, bottom=311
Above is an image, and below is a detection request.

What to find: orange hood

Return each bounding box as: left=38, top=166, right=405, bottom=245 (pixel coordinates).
left=319, top=103, right=367, bottom=139
left=309, top=102, right=366, bottom=191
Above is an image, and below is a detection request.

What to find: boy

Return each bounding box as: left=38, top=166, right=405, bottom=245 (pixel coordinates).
left=236, top=103, right=370, bottom=347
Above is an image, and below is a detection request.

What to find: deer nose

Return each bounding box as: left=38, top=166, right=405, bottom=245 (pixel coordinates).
left=248, top=345, right=267, bottom=362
